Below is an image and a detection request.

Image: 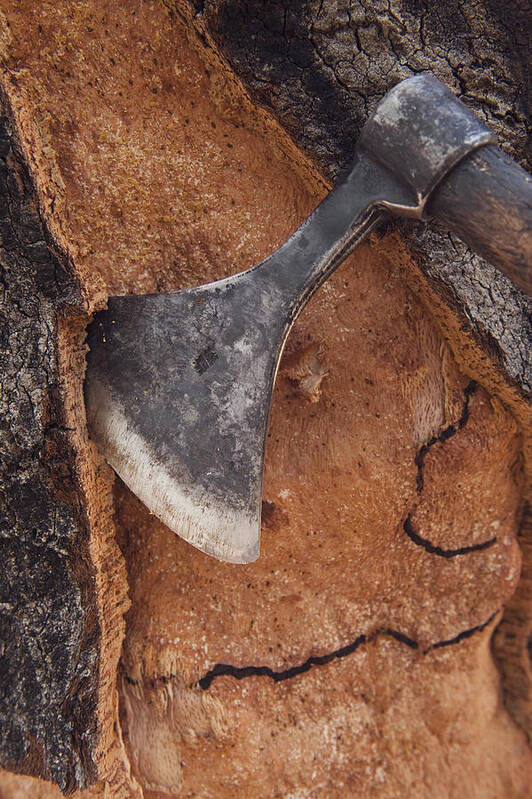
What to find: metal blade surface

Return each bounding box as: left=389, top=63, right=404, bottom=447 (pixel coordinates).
left=85, top=150, right=398, bottom=563
left=85, top=271, right=287, bottom=563
left=84, top=74, right=502, bottom=564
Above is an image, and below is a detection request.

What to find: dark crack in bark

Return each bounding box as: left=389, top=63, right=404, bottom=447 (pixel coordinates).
left=403, top=514, right=497, bottom=558
left=405, top=380, right=497, bottom=556
left=415, top=379, right=477, bottom=493
left=197, top=610, right=499, bottom=690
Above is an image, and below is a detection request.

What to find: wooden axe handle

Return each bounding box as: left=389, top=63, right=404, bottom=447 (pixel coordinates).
left=428, top=146, right=532, bottom=295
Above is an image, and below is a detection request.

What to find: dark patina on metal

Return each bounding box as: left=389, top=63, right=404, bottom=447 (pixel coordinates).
left=85, top=75, right=499, bottom=563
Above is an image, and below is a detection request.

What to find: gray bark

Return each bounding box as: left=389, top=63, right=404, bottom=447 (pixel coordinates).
left=0, top=106, right=98, bottom=791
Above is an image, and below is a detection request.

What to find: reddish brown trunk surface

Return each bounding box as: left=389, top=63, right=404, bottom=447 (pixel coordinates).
left=0, top=2, right=530, bottom=797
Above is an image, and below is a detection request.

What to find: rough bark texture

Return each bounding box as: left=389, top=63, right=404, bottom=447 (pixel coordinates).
left=427, top=146, right=532, bottom=296
left=0, top=1, right=530, bottom=797
left=0, top=107, right=98, bottom=790
left=202, top=1, right=529, bottom=164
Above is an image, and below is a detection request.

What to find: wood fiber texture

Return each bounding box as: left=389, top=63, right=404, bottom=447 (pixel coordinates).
left=0, top=1, right=321, bottom=794
left=0, top=11, right=136, bottom=796
left=0, top=1, right=530, bottom=797
left=0, top=98, right=137, bottom=795
left=193, top=0, right=532, bottom=763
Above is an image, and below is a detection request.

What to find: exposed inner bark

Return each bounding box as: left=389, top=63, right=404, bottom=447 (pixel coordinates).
left=190, top=0, right=532, bottom=751
left=0, top=96, right=138, bottom=795
left=0, top=1, right=530, bottom=797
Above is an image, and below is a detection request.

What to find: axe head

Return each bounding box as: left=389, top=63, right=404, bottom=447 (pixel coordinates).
left=85, top=74, right=495, bottom=563
left=85, top=270, right=288, bottom=563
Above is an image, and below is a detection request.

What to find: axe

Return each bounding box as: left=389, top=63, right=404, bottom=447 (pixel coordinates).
left=84, top=75, right=531, bottom=563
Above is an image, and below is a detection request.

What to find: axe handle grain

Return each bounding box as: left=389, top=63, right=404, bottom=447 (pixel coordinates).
left=428, top=146, right=532, bottom=296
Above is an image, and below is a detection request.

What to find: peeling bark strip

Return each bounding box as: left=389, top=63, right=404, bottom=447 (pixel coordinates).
left=198, top=612, right=499, bottom=690
left=0, top=109, right=98, bottom=791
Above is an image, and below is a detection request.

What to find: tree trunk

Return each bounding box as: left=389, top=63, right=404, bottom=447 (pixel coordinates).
left=0, top=1, right=530, bottom=797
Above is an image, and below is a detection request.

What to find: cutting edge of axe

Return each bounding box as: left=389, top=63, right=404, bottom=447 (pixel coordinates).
left=84, top=73, right=532, bottom=564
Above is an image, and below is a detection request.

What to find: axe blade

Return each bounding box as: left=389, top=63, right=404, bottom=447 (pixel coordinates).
left=85, top=75, right=512, bottom=563
left=85, top=271, right=287, bottom=564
